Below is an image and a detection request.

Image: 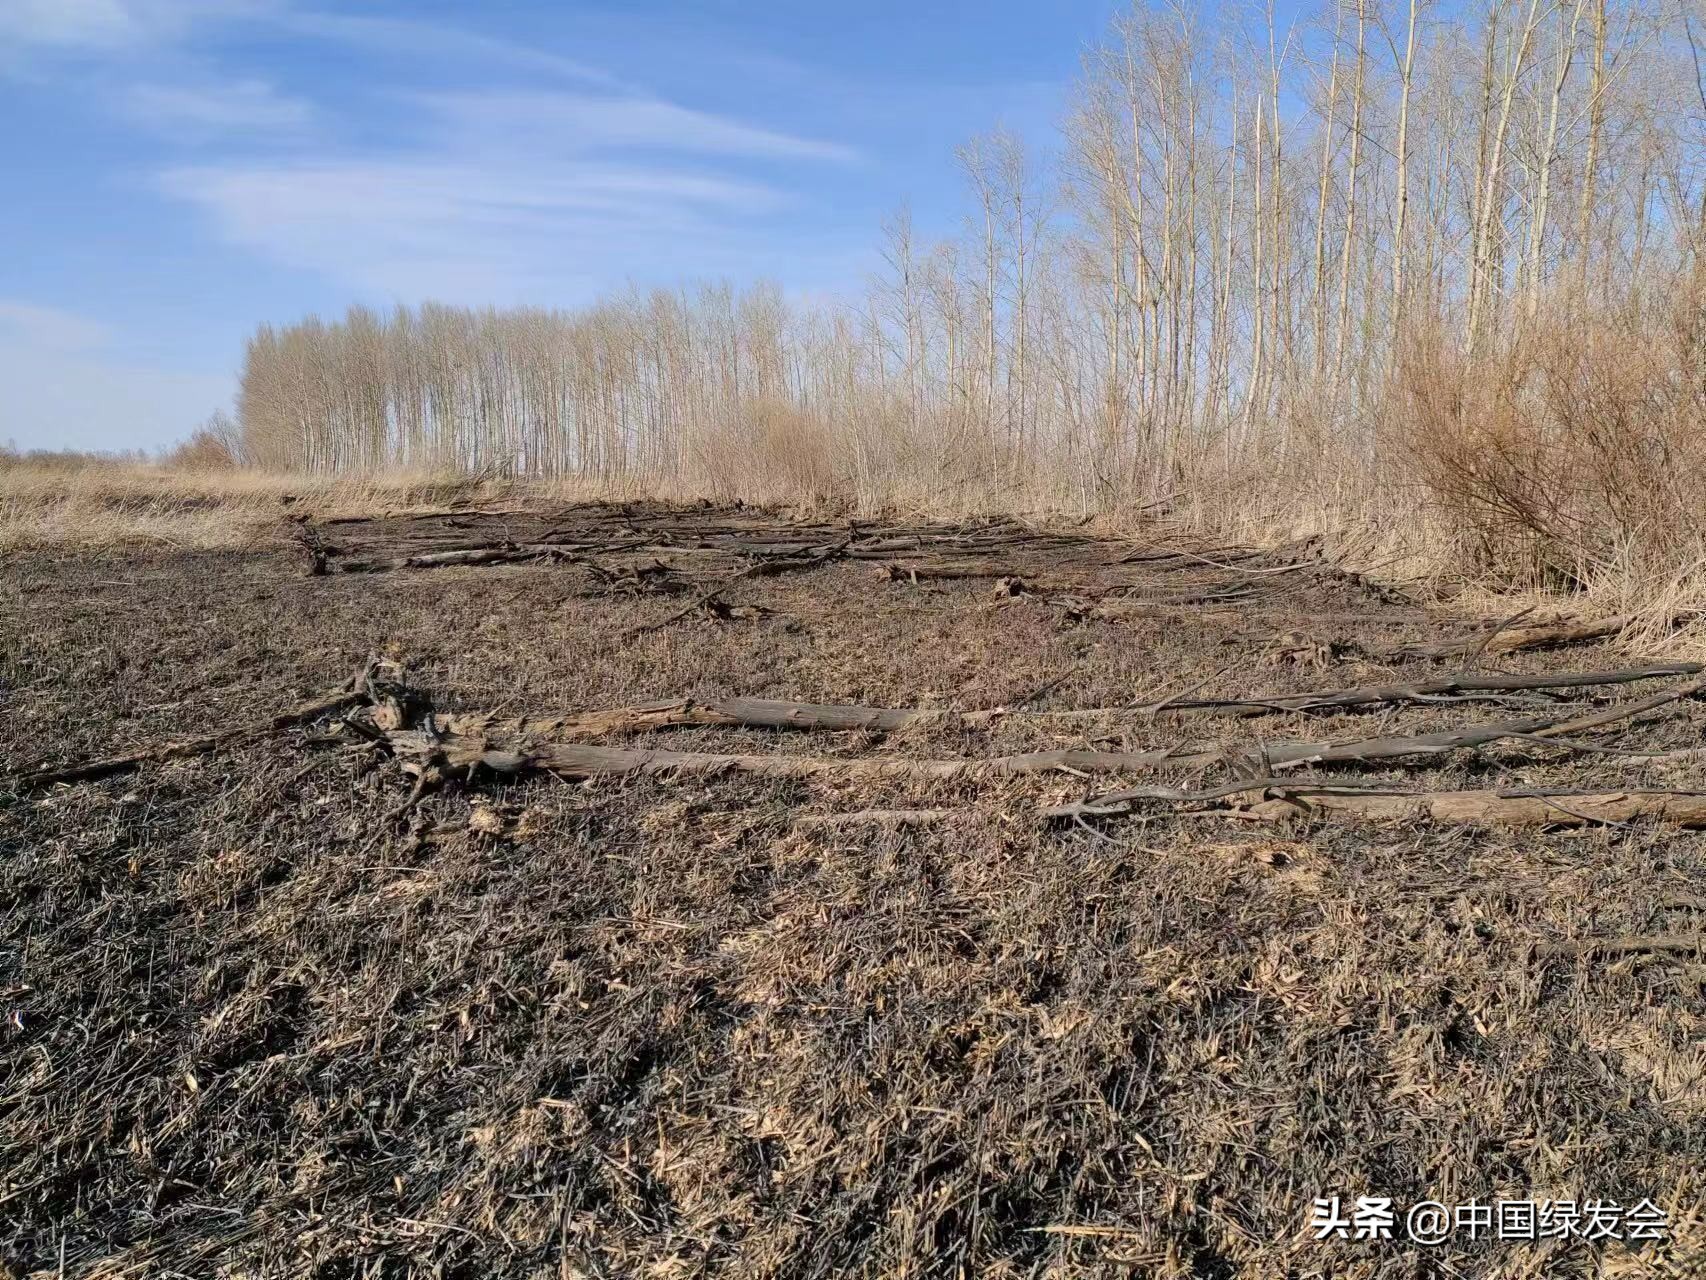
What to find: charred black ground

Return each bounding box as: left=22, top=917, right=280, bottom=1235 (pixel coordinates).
left=3, top=501, right=1704, bottom=1278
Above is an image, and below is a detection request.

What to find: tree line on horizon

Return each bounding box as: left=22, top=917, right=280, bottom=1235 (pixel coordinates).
left=234, top=0, right=1706, bottom=581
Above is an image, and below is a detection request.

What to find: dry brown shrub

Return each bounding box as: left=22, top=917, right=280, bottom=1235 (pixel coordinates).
left=1394, top=274, right=1706, bottom=594
left=689, top=397, right=839, bottom=504
left=0, top=446, right=146, bottom=472
left=163, top=413, right=245, bottom=471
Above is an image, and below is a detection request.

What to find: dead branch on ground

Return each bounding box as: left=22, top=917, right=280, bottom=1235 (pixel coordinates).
left=12, top=673, right=371, bottom=789
left=1391, top=613, right=1652, bottom=659
left=1047, top=782, right=1706, bottom=830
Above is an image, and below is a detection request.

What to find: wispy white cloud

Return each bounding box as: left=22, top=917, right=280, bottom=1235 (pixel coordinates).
left=0, top=0, right=140, bottom=48
left=276, top=12, right=626, bottom=91
left=0, top=0, right=625, bottom=91
left=159, top=156, right=800, bottom=298
left=126, top=76, right=310, bottom=137
left=157, top=79, right=858, bottom=299
left=421, top=91, right=860, bottom=164
left=2, top=0, right=873, bottom=444
left=0, top=0, right=273, bottom=50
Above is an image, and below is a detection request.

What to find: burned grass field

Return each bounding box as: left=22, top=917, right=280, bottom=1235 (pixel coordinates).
left=4, top=502, right=1706, bottom=1278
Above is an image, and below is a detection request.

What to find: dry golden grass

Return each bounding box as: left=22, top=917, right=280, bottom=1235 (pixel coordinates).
left=0, top=461, right=548, bottom=551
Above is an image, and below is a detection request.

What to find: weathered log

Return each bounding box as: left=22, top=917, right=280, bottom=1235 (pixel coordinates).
left=330, top=543, right=581, bottom=573
left=1046, top=781, right=1706, bottom=829
left=1238, top=715, right=1561, bottom=770
left=1060, top=683, right=1697, bottom=798
left=402, top=696, right=1667, bottom=785
left=1237, top=677, right=1704, bottom=772
left=1392, top=614, right=1636, bottom=659
left=1535, top=933, right=1706, bottom=960
left=1045, top=777, right=1391, bottom=821
left=386, top=734, right=1226, bottom=781
left=437, top=664, right=1704, bottom=741
left=440, top=697, right=935, bottom=739
left=1154, top=662, right=1703, bottom=717
left=13, top=687, right=366, bottom=789
left=1241, top=788, right=1706, bottom=827
left=1530, top=675, right=1706, bottom=737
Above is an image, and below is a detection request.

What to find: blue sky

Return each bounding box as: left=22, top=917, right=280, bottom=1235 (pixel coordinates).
left=0, top=0, right=1126, bottom=453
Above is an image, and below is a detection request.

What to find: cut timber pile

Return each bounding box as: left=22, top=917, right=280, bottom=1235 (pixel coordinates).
left=297, top=508, right=1696, bottom=668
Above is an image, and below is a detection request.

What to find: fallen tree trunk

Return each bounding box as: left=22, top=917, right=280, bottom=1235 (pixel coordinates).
left=1241, top=715, right=1559, bottom=770
left=1155, top=662, right=1703, bottom=717
left=387, top=733, right=1227, bottom=781
left=437, top=664, right=1705, bottom=741
left=430, top=713, right=1527, bottom=773
left=1240, top=788, right=1706, bottom=828
left=399, top=694, right=1674, bottom=785
left=879, top=560, right=1027, bottom=582
left=440, top=697, right=936, bottom=739
left=1529, top=675, right=1706, bottom=737
left=329, top=543, right=583, bottom=573
left=1043, top=685, right=1699, bottom=811
left=1234, top=676, right=1704, bottom=771
left=1535, top=933, right=1706, bottom=960
left=1392, top=615, right=1639, bottom=659
left=1045, top=780, right=1706, bottom=829
left=13, top=687, right=366, bottom=789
